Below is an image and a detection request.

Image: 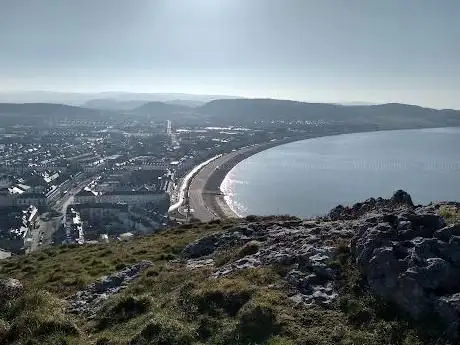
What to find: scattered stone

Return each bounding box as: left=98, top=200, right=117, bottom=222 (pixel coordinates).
left=434, top=224, right=460, bottom=242
left=0, top=278, right=23, bottom=301
left=186, top=258, right=214, bottom=270
left=67, top=260, right=152, bottom=316
left=185, top=216, right=342, bottom=306
left=180, top=190, right=460, bottom=336
left=182, top=230, right=252, bottom=259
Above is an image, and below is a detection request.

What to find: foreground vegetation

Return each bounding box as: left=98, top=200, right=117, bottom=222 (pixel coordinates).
left=0, top=216, right=455, bottom=345
left=440, top=205, right=460, bottom=225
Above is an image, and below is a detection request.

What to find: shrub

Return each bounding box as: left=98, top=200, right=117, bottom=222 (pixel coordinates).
left=196, top=316, right=221, bottom=340
left=214, top=249, right=238, bottom=267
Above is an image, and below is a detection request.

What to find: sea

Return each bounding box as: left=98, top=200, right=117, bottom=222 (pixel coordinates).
left=221, top=128, right=460, bottom=218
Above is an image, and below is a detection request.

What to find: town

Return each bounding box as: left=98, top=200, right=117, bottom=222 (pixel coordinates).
left=0, top=107, right=343, bottom=259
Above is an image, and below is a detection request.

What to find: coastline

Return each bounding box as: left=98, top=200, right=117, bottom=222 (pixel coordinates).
left=188, top=135, right=330, bottom=221
left=178, top=126, right=460, bottom=222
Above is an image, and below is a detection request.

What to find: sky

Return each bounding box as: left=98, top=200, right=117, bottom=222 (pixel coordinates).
left=0, top=0, right=459, bottom=108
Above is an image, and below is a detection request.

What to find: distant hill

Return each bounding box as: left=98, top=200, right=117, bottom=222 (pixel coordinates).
left=83, top=99, right=150, bottom=111
left=132, top=101, right=194, bottom=120
left=84, top=98, right=206, bottom=111
left=0, top=103, right=109, bottom=125
left=197, top=99, right=460, bottom=128
left=163, top=99, right=206, bottom=107
left=0, top=103, right=105, bottom=117
left=1, top=99, right=459, bottom=129
left=0, top=91, right=241, bottom=106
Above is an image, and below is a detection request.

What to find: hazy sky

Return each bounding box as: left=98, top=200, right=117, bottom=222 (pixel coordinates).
left=1, top=0, right=459, bottom=108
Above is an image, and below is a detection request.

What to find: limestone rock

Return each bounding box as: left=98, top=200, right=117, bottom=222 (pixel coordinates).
left=0, top=278, right=23, bottom=301
left=67, top=260, right=152, bottom=316
left=350, top=194, right=460, bottom=336
left=181, top=190, right=460, bottom=336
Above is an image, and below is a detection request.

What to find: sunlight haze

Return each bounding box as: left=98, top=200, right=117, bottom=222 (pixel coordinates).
left=0, top=0, right=459, bottom=108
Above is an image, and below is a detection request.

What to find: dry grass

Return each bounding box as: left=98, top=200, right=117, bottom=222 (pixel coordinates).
left=0, top=221, right=233, bottom=297
left=440, top=205, right=460, bottom=225
left=0, top=217, right=452, bottom=345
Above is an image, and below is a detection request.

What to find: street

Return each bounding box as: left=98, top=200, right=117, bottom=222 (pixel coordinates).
left=27, top=177, right=92, bottom=252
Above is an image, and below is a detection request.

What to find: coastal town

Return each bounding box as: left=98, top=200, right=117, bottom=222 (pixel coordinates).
left=2, top=3, right=460, bottom=344
left=0, top=106, right=347, bottom=259
left=2, top=97, right=455, bottom=259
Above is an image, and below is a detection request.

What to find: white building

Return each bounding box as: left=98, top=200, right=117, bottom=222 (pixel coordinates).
left=74, top=188, right=99, bottom=204
left=65, top=208, right=84, bottom=244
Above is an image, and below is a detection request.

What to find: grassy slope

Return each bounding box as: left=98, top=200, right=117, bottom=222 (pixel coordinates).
left=1, top=213, right=459, bottom=345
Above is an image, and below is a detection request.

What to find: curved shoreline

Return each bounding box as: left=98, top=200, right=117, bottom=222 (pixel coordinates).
left=188, top=134, right=337, bottom=221
left=188, top=126, right=460, bottom=221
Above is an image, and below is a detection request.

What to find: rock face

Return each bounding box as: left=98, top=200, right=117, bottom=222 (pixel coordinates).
left=183, top=217, right=355, bottom=306
left=350, top=199, right=460, bottom=338
left=67, top=260, right=152, bottom=316
left=182, top=190, right=460, bottom=337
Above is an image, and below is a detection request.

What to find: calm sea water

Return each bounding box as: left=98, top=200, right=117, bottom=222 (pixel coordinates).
left=221, top=128, right=460, bottom=218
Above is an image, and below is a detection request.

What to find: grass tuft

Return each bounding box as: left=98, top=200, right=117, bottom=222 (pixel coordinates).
left=440, top=205, right=460, bottom=224
left=96, top=295, right=152, bottom=330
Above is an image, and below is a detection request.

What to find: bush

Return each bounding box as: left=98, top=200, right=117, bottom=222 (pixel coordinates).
left=3, top=292, right=80, bottom=344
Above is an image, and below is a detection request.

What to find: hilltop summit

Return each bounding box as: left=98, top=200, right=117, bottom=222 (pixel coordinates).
left=1, top=191, right=460, bottom=345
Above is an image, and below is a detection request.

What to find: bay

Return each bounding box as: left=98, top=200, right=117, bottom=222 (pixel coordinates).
left=221, top=128, right=460, bottom=218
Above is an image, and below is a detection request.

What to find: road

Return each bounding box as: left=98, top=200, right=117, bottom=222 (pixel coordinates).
left=27, top=177, right=92, bottom=252
left=185, top=159, right=222, bottom=222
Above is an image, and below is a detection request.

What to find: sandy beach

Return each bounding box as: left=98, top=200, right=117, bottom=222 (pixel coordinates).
left=187, top=137, right=314, bottom=221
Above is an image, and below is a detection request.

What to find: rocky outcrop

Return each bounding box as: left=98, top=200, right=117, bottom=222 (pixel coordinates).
left=182, top=190, right=460, bottom=337
left=327, top=189, right=414, bottom=221
left=68, top=260, right=152, bottom=316
left=183, top=218, right=355, bottom=306
left=350, top=197, right=460, bottom=338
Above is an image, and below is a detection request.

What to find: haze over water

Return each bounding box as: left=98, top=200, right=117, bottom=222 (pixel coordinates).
left=221, top=128, right=460, bottom=218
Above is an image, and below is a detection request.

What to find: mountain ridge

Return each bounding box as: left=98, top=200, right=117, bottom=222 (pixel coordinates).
left=1, top=99, right=460, bottom=129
